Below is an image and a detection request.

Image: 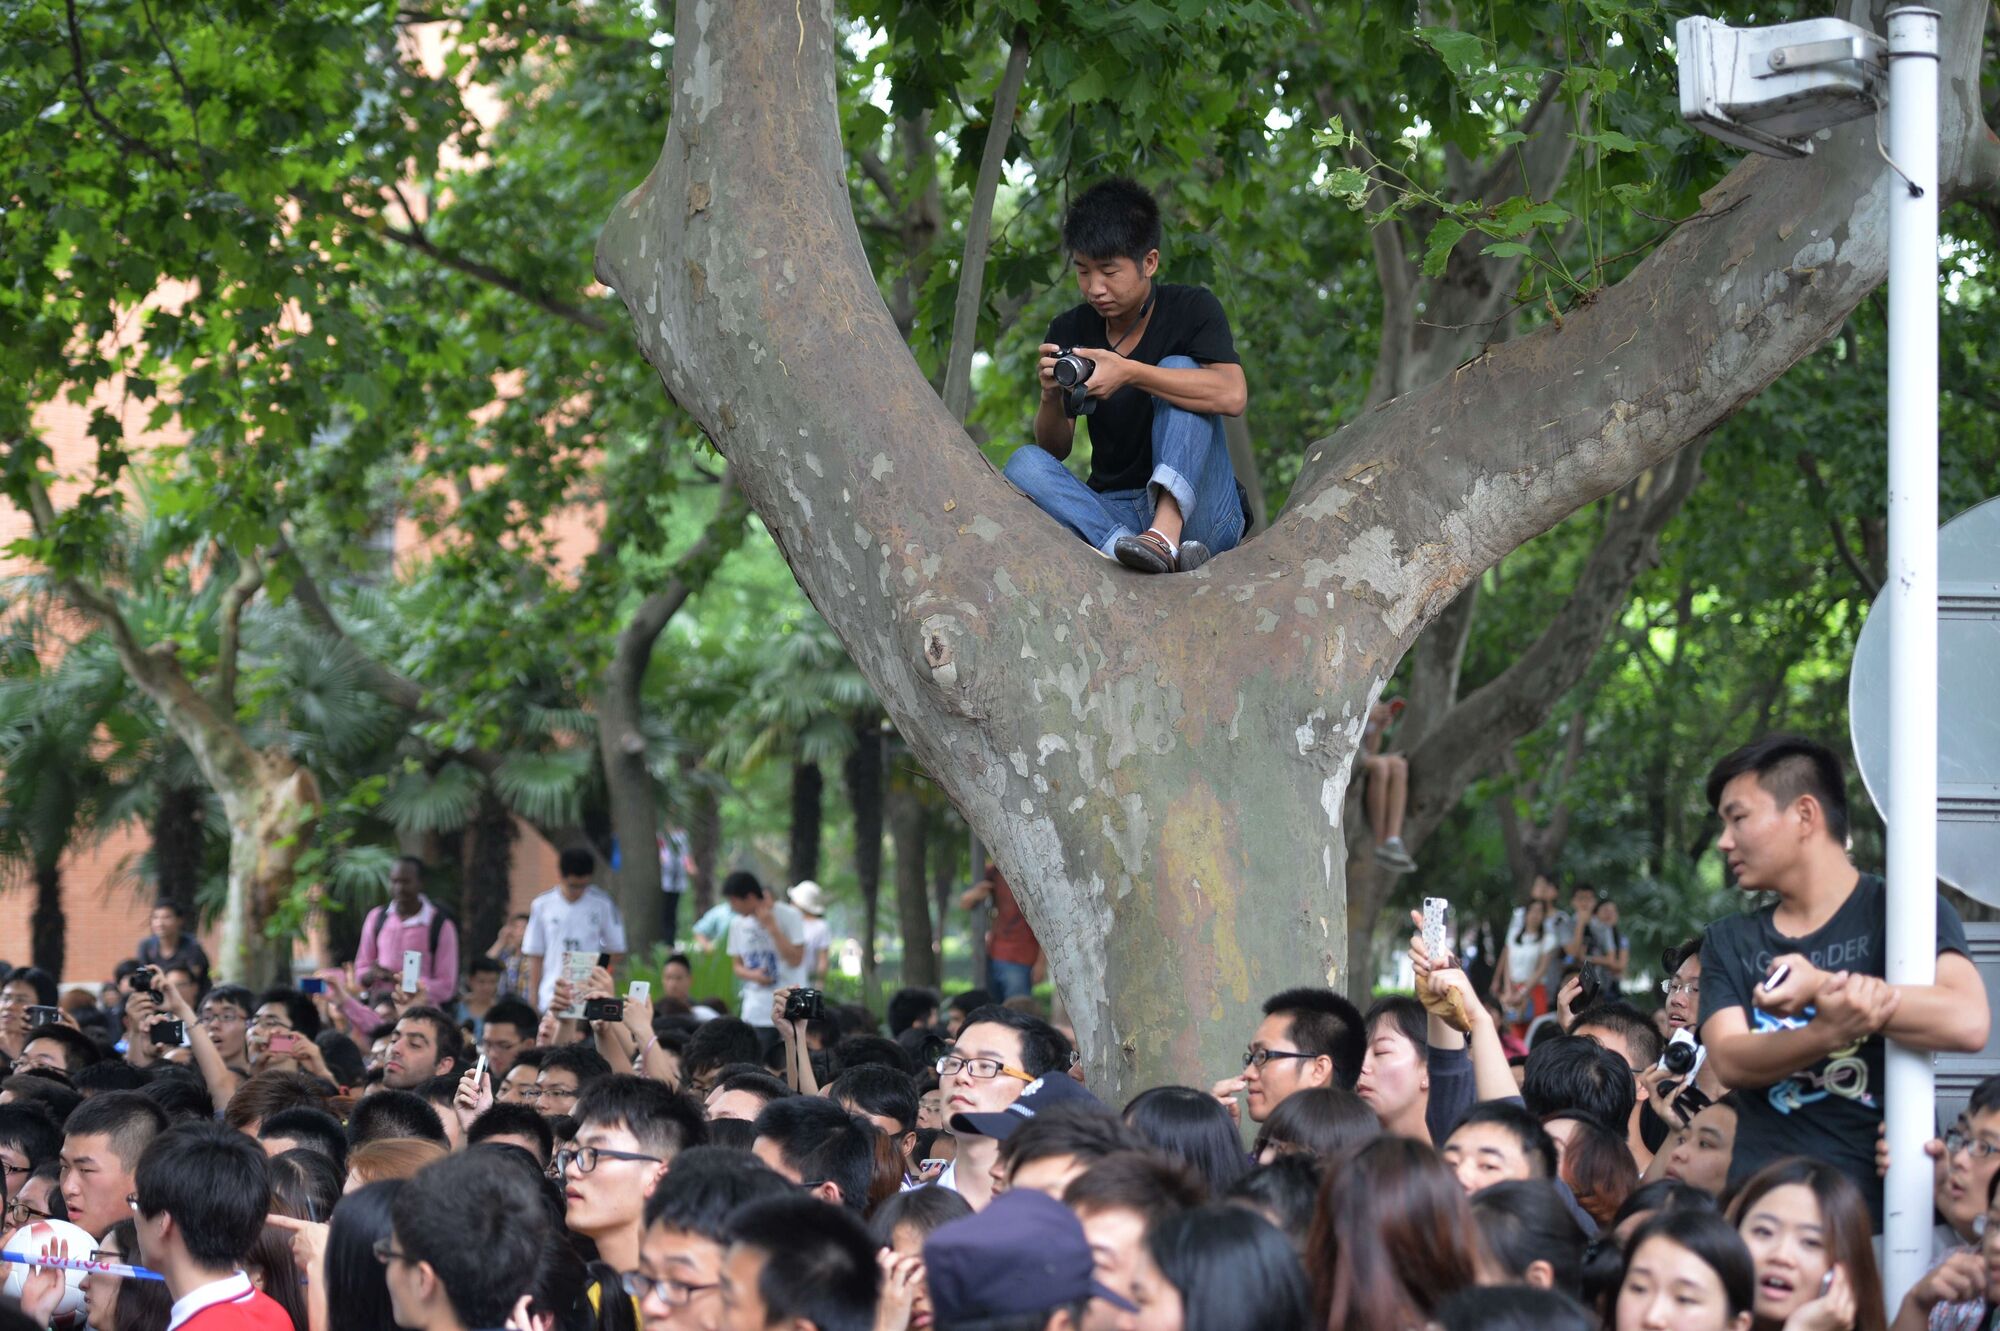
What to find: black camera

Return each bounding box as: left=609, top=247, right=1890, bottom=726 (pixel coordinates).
left=1051, top=348, right=1097, bottom=418
left=130, top=966, right=157, bottom=995
left=150, top=1019, right=187, bottom=1046
left=1569, top=967, right=1600, bottom=1011
left=582, top=997, right=624, bottom=1023
left=784, top=988, right=825, bottom=1023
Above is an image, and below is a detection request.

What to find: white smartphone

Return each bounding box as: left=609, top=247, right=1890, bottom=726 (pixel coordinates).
left=401, top=950, right=423, bottom=993
left=473, top=1052, right=489, bottom=1087
left=627, top=980, right=651, bottom=1002
left=1422, top=897, right=1454, bottom=967
left=1759, top=961, right=1791, bottom=995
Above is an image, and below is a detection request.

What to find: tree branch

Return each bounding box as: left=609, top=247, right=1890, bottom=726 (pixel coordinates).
left=64, top=0, right=183, bottom=176
left=941, top=31, right=1029, bottom=423
left=362, top=211, right=612, bottom=333
left=1795, top=450, right=1882, bottom=598
left=213, top=549, right=266, bottom=715
left=279, top=541, right=432, bottom=714
left=855, top=149, right=903, bottom=213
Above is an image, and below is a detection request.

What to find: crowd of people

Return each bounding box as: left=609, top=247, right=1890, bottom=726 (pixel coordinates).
left=0, top=733, right=1994, bottom=1331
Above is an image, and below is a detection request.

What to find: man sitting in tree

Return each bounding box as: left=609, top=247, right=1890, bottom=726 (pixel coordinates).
left=1004, top=177, right=1250, bottom=575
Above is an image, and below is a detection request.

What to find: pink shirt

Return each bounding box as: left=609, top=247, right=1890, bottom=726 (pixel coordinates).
left=352, top=895, right=458, bottom=1005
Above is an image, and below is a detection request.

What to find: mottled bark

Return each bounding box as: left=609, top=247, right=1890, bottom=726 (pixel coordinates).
left=596, top=0, right=1995, bottom=1096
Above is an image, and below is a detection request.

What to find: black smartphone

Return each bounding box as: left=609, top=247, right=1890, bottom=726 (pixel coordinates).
left=150, top=1018, right=187, bottom=1046
left=582, top=997, right=624, bottom=1023
left=27, top=1006, right=64, bottom=1029
left=597, top=952, right=612, bottom=968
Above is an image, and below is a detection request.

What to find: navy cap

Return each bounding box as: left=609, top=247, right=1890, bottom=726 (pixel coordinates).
left=949, top=1072, right=1102, bottom=1141
left=923, top=1188, right=1137, bottom=1320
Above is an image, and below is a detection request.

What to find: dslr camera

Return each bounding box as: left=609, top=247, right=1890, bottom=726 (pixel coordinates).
left=784, top=988, right=825, bottom=1024
left=1050, top=349, right=1097, bottom=418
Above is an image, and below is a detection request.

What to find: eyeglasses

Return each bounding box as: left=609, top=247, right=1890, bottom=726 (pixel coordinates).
left=619, top=1272, right=718, bottom=1305
left=1, top=1159, right=27, bottom=1180
left=1659, top=979, right=1700, bottom=998
left=1243, top=1048, right=1319, bottom=1071
left=1945, top=1130, right=2000, bottom=1159
left=540, top=1085, right=580, bottom=1102
left=935, top=1056, right=1034, bottom=1082
left=556, top=1147, right=662, bottom=1175
left=373, top=1238, right=414, bottom=1265
left=248, top=1015, right=295, bottom=1031
left=6, top=1198, right=52, bottom=1224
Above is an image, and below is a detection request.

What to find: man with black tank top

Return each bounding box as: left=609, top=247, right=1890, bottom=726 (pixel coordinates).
left=1004, top=178, right=1250, bottom=574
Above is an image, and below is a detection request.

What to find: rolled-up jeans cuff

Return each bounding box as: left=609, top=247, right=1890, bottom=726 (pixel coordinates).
left=1149, top=464, right=1196, bottom=524
left=1099, top=526, right=1135, bottom=557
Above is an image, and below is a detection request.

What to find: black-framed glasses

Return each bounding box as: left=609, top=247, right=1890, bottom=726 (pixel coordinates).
left=1243, top=1048, right=1319, bottom=1070
left=556, top=1147, right=661, bottom=1175
left=248, top=1015, right=295, bottom=1031
left=619, top=1272, right=718, bottom=1305
left=935, top=1055, right=1033, bottom=1081
left=6, top=1198, right=51, bottom=1224
left=373, top=1238, right=413, bottom=1265
left=0, top=1159, right=28, bottom=1180
left=1944, top=1130, right=2000, bottom=1159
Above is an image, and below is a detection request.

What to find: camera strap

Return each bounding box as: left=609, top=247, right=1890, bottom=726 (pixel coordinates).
left=1104, top=285, right=1157, bottom=357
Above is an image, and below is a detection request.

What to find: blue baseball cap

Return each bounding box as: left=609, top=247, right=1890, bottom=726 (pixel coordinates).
left=923, top=1189, right=1137, bottom=1321
left=948, top=1070, right=1103, bottom=1141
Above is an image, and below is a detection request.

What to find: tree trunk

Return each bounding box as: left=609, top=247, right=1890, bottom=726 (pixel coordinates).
left=789, top=759, right=823, bottom=887
left=31, top=861, right=64, bottom=977
left=594, top=0, right=1998, bottom=1098
left=151, top=782, right=205, bottom=919
left=887, top=777, right=937, bottom=989
left=844, top=717, right=886, bottom=1003
left=217, top=762, right=321, bottom=987
left=463, top=790, right=517, bottom=957
left=686, top=777, right=720, bottom=915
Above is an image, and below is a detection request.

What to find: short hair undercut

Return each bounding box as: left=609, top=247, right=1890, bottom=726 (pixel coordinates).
left=1262, top=988, right=1366, bottom=1089
left=1062, top=177, right=1163, bottom=263
left=1704, top=733, right=1851, bottom=844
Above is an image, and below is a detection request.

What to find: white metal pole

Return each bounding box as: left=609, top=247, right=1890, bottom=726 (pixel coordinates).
left=1881, top=4, right=1941, bottom=1310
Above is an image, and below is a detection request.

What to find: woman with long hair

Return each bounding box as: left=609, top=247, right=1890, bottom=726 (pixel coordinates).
left=1307, top=1136, right=1480, bottom=1331
left=1546, top=1110, right=1639, bottom=1228
left=1726, top=1158, right=1886, bottom=1331
left=325, top=1179, right=405, bottom=1331
left=1251, top=1086, right=1380, bottom=1164
left=1144, top=1204, right=1311, bottom=1331
left=1123, top=1087, right=1249, bottom=1195
left=1494, top=899, right=1564, bottom=1033
left=80, top=1218, right=171, bottom=1331
left=1614, top=1209, right=1757, bottom=1331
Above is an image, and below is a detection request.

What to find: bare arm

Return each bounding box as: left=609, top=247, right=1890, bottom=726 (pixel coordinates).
left=1032, top=388, right=1076, bottom=457
left=524, top=955, right=543, bottom=1007
left=1116, top=359, right=1248, bottom=416
left=1701, top=972, right=1900, bottom=1090
left=1878, top=951, right=1990, bottom=1053
left=958, top=880, right=993, bottom=912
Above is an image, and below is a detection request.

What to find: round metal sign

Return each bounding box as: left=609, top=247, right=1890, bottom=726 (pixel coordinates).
left=1850, top=496, right=2000, bottom=903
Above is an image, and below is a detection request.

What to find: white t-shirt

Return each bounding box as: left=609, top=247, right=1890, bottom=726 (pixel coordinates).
left=728, top=902, right=808, bottom=1028
left=523, top=884, right=629, bottom=1011
left=1504, top=925, right=1565, bottom=986
left=801, top=916, right=832, bottom=976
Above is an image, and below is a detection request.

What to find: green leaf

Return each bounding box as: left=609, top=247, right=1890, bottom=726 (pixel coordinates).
left=1490, top=198, right=1572, bottom=237
left=1414, top=25, right=1487, bottom=73
left=1575, top=129, right=1646, bottom=153
left=1423, top=218, right=1468, bottom=277
left=1481, top=241, right=1536, bottom=260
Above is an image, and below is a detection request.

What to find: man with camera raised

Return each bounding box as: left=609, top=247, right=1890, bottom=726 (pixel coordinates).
left=1005, top=177, right=1250, bottom=575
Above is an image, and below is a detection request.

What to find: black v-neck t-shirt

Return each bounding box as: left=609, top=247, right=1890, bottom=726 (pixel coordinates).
left=1044, top=283, right=1239, bottom=494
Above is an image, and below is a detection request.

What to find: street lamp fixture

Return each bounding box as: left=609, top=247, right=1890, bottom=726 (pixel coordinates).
left=1677, top=16, right=1885, bottom=157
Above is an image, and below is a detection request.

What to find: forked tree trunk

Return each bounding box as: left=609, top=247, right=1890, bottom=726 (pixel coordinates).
left=595, top=0, right=1998, bottom=1098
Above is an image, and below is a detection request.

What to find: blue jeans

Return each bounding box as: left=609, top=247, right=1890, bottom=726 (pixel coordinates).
left=1004, top=356, right=1246, bottom=556
left=988, top=959, right=1035, bottom=1002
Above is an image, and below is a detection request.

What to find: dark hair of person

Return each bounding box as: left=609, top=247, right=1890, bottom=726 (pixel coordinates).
left=1364, top=996, right=1427, bottom=1054
left=1662, top=937, right=1704, bottom=977
left=1618, top=1209, right=1756, bottom=1320
left=999, top=1102, right=1144, bottom=1176
left=393, top=1148, right=554, bottom=1331
left=947, top=989, right=992, bottom=1017
left=573, top=1074, right=708, bottom=1161
left=1435, top=1286, right=1595, bottom=1331
left=93, top=1218, right=171, bottom=1331
left=268, top=1147, right=345, bottom=1224
left=1253, top=1086, right=1380, bottom=1161
left=1261, top=988, right=1366, bottom=1090
left=65, top=1090, right=170, bottom=1170
left=751, top=1096, right=880, bottom=1213
left=1451, top=1099, right=1559, bottom=1178
left=468, top=1102, right=557, bottom=1163
left=394, top=1005, right=464, bottom=1073
left=538, top=1043, right=614, bottom=1086
left=1306, top=1136, right=1479, bottom=1331
left=2, top=1074, right=81, bottom=1125
left=133, top=1121, right=271, bottom=1266
left=831, top=1033, right=914, bottom=1077
left=221, top=1071, right=331, bottom=1133
left=22, top=1160, right=68, bottom=1219
left=1613, top=1178, right=1721, bottom=1230
left=662, top=952, right=692, bottom=974
left=467, top=955, right=504, bottom=979
left=1725, top=1157, right=1887, bottom=1331
left=247, top=1222, right=310, bottom=1331
left=345, top=1088, right=447, bottom=1146
left=0, top=1103, right=62, bottom=1169
left=483, top=998, right=540, bottom=1041
left=28, top=1024, right=105, bottom=1072
left=139, top=1065, right=215, bottom=1122
left=887, top=987, right=940, bottom=1033
left=1122, top=1086, right=1250, bottom=1195
left=325, top=1180, right=404, bottom=1331
left=828, top=1064, right=919, bottom=1135
left=719, top=870, right=765, bottom=900
left=1061, top=177, right=1163, bottom=264
left=1470, top=1180, right=1588, bottom=1295
left=558, top=846, right=595, bottom=878
left=4, top=966, right=58, bottom=1007
left=260, top=1106, right=349, bottom=1170
left=1225, top=1154, right=1324, bottom=1246
left=642, top=1145, right=793, bottom=1238
left=199, top=984, right=256, bottom=1020
left=76, top=1061, right=148, bottom=1094
left=255, top=988, right=323, bottom=1042
left=1150, top=1204, right=1311, bottom=1331
left=1547, top=1111, right=1638, bottom=1228
left=1571, top=1001, right=1665, bottom=1068
left=724, top=1196, right=879, bottom=1331
left=1704, top=734, right=1850, bottom=844
left=706, top=1116, right=755, bottom=1151
left=1064, top=1148, right=1209, bottom=1215
left=684, top=1018, right=762, bottom=1080
left=716, top=1069, right=792, bottom=1108
left=1966, top=1073, right=2000, bottom=1120
left=954, top=1005, right=1065, bottom=1079
left=1521, top=1036, right=1636, bottom=1129
left=867, top=1184, right=974, bottom=1248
